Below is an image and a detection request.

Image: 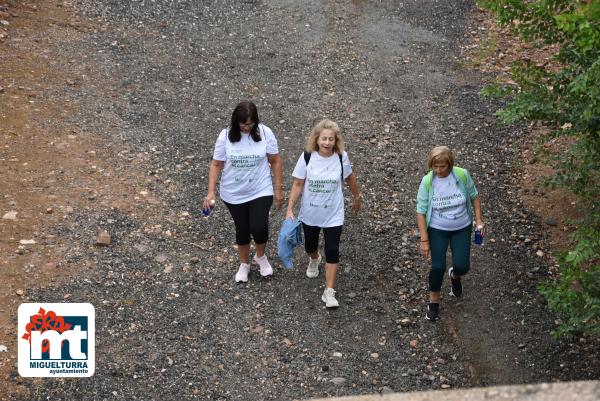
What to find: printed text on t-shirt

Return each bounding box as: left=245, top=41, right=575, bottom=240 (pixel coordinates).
left=230, top=154, right=261, bottom=169
left=308, top=178, right=338, bottom=194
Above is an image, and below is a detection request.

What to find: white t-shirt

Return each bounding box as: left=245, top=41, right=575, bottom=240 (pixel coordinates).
left=292, top=151, right=352, bottom=228
left=429, top=174, right=471, bottom=231
left=213, top=124, right=279, bottom=204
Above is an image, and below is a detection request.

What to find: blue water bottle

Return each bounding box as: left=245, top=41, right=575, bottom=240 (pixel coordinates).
left=474, top=225, right=484, bottom=246
left=203, top=200, right=215, bottom=217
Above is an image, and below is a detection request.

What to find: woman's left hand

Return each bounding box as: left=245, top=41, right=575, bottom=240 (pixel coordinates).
left=274, top=189, right=283, bottom=209
left=419, top=241, right=430, bottom=260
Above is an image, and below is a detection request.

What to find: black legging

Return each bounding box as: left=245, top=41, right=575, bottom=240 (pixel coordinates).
left=224, top=196, right=273, bottom=245
left=302, top=223, right=343, bottom=264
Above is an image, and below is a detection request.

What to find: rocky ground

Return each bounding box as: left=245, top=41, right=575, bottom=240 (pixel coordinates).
left=1, top=0, right=598, bottom=400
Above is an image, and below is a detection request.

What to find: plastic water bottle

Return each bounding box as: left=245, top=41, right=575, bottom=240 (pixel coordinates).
left=203, top=200, right=215, bottom=217
left=474, top=225, right=484, bottom=246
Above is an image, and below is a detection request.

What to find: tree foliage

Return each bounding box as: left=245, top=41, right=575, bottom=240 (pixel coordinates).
left=478, top=0, right=600, bottom=337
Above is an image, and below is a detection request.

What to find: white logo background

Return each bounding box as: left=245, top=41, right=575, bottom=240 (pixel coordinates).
left=18, top=303, right=95, bottom=377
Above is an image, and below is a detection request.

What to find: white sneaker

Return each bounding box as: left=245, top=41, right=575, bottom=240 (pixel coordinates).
left=321, top=288, right=339, bottom=308
left=253, top=254, right=273, bottom=277
left=235, top=263, right=250, bottom=283
left=306, top=254, right=321, bottom=278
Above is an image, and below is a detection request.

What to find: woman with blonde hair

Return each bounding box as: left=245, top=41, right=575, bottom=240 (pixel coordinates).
left=416, top=146, right=484, bottom=321
left=286, top=119, right=361, bottom=308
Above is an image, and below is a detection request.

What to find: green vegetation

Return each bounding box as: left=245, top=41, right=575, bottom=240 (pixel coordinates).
left=478, top=0, right=600, bottom=337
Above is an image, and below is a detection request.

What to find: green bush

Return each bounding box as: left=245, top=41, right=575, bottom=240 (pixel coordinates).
left=478, top=0, right=600, bottom=337
left=539, top=224, right=600, bottom=337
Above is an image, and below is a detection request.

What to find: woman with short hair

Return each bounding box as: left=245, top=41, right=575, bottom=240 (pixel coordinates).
left=416, top=146, right=484, bottom=321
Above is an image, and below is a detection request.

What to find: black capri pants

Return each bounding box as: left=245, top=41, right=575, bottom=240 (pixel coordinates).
left=302, top=223, right=343, bottom=264
left=224, top=196, right=273, bottom=245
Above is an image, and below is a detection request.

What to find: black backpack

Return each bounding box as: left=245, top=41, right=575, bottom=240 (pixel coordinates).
left=303, top=151, right=344, bottom=182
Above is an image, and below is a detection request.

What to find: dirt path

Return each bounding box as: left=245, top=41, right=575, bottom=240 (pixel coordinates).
left=0, top=2, right=100, bottom=396
left=1, top=1, right=598, bottom=400
left=0, top=1, right=162, bottom=397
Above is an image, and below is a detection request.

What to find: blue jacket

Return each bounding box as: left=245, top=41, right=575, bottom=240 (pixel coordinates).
left=277, top=218, right=303, bottom=269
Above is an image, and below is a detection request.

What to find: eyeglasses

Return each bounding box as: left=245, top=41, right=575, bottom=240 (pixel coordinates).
left=239, top=121, right=255, bottom=128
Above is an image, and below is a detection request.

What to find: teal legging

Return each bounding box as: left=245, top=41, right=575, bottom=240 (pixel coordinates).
left=428, top=225, right=472, bottom=292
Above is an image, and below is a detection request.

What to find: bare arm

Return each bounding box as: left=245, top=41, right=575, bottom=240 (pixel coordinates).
left=267, top=153, right=283, bottom=209
left=472, top=196, right=484, bottom=233
left=204, top=159, right=224, bottom=209
left=286, top=178, right=305, bottom=219
left=345, top=172, right=361, bottom=215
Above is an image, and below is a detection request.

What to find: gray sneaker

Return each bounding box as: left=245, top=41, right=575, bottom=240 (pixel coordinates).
left=306, top=254, right=321, bottom=278
left=321, top=288, right=339, bottom=308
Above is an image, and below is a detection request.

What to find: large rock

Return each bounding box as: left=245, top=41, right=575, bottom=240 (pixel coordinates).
left=96, top=230, right=111, bottom=246
left=2, top=211, right=17, bottom=220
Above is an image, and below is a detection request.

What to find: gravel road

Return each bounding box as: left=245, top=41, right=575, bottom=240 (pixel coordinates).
left=6, top=0, right=598, bottom=399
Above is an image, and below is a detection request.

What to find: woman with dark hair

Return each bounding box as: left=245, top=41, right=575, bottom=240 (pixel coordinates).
left=204, top=101, right=283, bottom=282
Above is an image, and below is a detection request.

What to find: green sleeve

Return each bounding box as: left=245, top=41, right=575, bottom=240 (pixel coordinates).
left=466, top=170, right=479, bottom=199
left=416, top=176, right=429, bottom=214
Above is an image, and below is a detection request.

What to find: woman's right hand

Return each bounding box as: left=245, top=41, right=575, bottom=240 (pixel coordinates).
left=419, top=241, right=430, bottom=260
left=285, top=209, right=295, bottom=220
left=204, top=193, right=215, bottom=210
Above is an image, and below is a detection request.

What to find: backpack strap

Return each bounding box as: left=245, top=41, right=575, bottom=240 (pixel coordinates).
left=453, top=166, right=467, bottom=186
left=425, top=166, right=468, bottom=193
left=424, top=170, right=434, bottom=194
left=304, top=151, right=344, bottom=182
left=303, top=150, right=311, bottom=166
